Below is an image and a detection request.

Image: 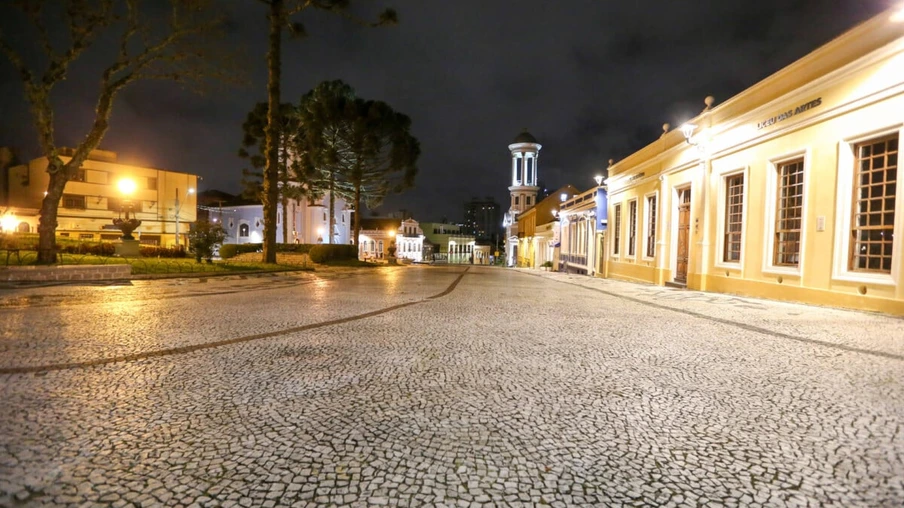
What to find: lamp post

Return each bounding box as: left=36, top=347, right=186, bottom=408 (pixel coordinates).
left=112, top=178, right=142, bottom=257
left=113, top=178, right=141, bottom=240
left=174, top=187, right=195, bottom=248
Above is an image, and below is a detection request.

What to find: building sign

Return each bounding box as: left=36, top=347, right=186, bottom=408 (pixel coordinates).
left=628, top=172, right=646, bottom=182
left=757, top=97, right=822, bottom=130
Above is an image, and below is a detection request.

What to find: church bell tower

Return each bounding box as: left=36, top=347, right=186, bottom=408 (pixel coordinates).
left=504, top=130, right=541, bottom=266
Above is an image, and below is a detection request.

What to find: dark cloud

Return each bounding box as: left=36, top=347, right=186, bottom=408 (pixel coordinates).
left=0, top=0, right=889, bottom=222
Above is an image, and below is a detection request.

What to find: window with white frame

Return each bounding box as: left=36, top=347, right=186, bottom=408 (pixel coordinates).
left=612, top=204, right=621, bottom=256
left=774, top=158, right=804, bottom=267
left=627, top=200, right=638, bottom=256
left=645, top=194, right=657, bottom=258
left=723, top=174, right=745, bottom=263
left=850, top=134, right=897, bottom=273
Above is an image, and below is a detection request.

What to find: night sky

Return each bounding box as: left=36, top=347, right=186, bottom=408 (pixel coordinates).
left=0, top=0, right=890, bottom=222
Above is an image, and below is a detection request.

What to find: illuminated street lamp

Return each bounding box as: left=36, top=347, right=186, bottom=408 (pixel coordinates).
left=0, top=213, right=16, bottom=232
left=594, top=175, right=603, bottom=186
left=113, top=177, right=141, bottom=240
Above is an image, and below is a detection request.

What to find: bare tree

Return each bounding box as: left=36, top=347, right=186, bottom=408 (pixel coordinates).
left=0, top=0, right=235, bottom=264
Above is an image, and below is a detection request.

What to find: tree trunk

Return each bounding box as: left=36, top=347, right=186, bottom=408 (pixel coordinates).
left=280, top=136, right=289, bottom=244
left=36, top=163, right=67, bottom=264
left=328, top=170, right=335, bottom=244
left=262, top=0, right=283, bottom=263
left=353, top=184, right=361, bottom=249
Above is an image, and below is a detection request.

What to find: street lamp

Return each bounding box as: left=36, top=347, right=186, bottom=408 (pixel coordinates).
left=0, top=213, right=16, bottom=232
left=174, top=187, right=194, bottom=248
left=594, top=175, right=603, bottom=186
left=113, top=178, right=141, bottom=240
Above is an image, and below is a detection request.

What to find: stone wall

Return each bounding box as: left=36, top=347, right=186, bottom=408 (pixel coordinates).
left=0, top=264, right=132, bottom=282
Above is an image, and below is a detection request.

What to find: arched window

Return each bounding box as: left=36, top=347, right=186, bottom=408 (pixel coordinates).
left=17, top=222, right=30, bottom=233
left=239, top=224, right=250, bottom=237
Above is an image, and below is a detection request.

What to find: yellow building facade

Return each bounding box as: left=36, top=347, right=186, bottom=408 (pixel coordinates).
left=605, top=9, right=904, bottom=315
left=4, top=149, right=198, bottom=246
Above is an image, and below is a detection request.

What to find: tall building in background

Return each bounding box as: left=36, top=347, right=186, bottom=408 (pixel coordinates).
left=463, top=197, right=500, bottom=243
left=503, top=130, right=541, bottom=266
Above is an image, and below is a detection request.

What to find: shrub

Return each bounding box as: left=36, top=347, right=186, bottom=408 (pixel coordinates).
left=236, top=243, right=262, bottom=254
left=139, top=245, right=188, bottom=258
left=188, top=220, right=227, bottom=262
left=277, top=243, right=315, bottom=254
left=308, top=244, right=357, bottom=263
left=219, top=244, right=238, bottom=259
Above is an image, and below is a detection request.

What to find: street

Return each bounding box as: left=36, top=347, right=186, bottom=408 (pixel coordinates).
left=1, top=266, right=902, bottom=507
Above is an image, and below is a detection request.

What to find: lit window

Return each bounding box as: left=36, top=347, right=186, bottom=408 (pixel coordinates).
left=774, top=159, right=804, bottom=266
left=645, top=195, right=657, bottom=258
left=724, top=174, right=745, bottom=262
left=850, top=134, right=897, bottom=273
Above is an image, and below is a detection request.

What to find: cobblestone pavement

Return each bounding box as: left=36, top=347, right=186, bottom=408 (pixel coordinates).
left=0, top=266, right=902, bottom=507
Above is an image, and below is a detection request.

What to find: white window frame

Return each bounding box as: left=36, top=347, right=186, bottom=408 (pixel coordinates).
left=832, top=125, right=903, bottom=287
left=611, top=203, right=622, bottom=258
left=763, top=149, right=810, bottom=277
left=714, top=166, right=749, bottom=270
left=626, top=199, right=638, bottom=259
left=642, top=191, right=658, bottom=261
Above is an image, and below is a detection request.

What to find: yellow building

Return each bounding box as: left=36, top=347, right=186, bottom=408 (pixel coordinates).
left=517, top=185, right=579, bottom=268
left=3, top=149, right=198, bottom=246
left=605, top=8, right=904, bottom=315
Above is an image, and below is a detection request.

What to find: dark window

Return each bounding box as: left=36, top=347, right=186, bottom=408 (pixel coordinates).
left=239, top=224, right=250, bottom=237
left=71, top=169, right=86, bottom=182
left=851, top=134, right=897, bottom=273
left=147, top=177, right=157, bottom=190
left=62, top=194, right=86, bottom=209
left=613, top=204, right=622, bottom=255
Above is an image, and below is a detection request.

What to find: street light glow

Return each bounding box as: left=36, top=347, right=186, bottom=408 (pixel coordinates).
left=118, top=178, right=137, bottom=195
left=0, top=213, right=17, bottom=232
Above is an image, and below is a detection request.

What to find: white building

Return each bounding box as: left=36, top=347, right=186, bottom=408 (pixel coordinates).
left=503, top=130, right=542, bottom=266
left=396, top=218, right=425, bottom=262
left=207, top=191, right=351, bottom=246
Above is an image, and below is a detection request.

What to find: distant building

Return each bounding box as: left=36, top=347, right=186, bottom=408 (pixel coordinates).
left=463, top=197, right=500, bottom=243
left=1, top=149, right=198, bottom=246
left=503, top=130, right=541, bottom=266
left=200, top=189, right=352, bottom=246
left=358, top=217, right=401, bottom=261
left=516, top=184, right=580, bottom=269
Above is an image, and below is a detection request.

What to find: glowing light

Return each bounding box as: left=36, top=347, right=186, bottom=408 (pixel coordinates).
left=117, top=178, right=137, bottom=195
left=389, top=230, right=396, bottom=237
left=187, top=188, right=195, bottom=194
left=317, top=227, right=324, bottom=236
left=892, top=4, right=904, bottom=22
left=0, top=214, right=16, bottom=231
left=681, top=123, right=697, bottom=143
left=594, top=175, right=603, bottom=186
left=560, top=193, right=568, bottom=202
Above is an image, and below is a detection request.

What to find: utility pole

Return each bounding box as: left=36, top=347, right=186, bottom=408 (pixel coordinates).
left=174, top=187, right=195, bottom=248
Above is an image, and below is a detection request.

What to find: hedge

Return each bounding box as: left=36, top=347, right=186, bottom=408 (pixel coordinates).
left=308, top=244, right=357, bottom=263
left=139, top=245, right=188, bottom=258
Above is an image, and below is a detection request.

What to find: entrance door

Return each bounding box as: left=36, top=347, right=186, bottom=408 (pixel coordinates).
left=675, top=188, right=691, bottom=283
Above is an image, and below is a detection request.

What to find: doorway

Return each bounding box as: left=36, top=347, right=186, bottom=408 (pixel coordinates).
left=675, top=187, right=691, bottom=283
